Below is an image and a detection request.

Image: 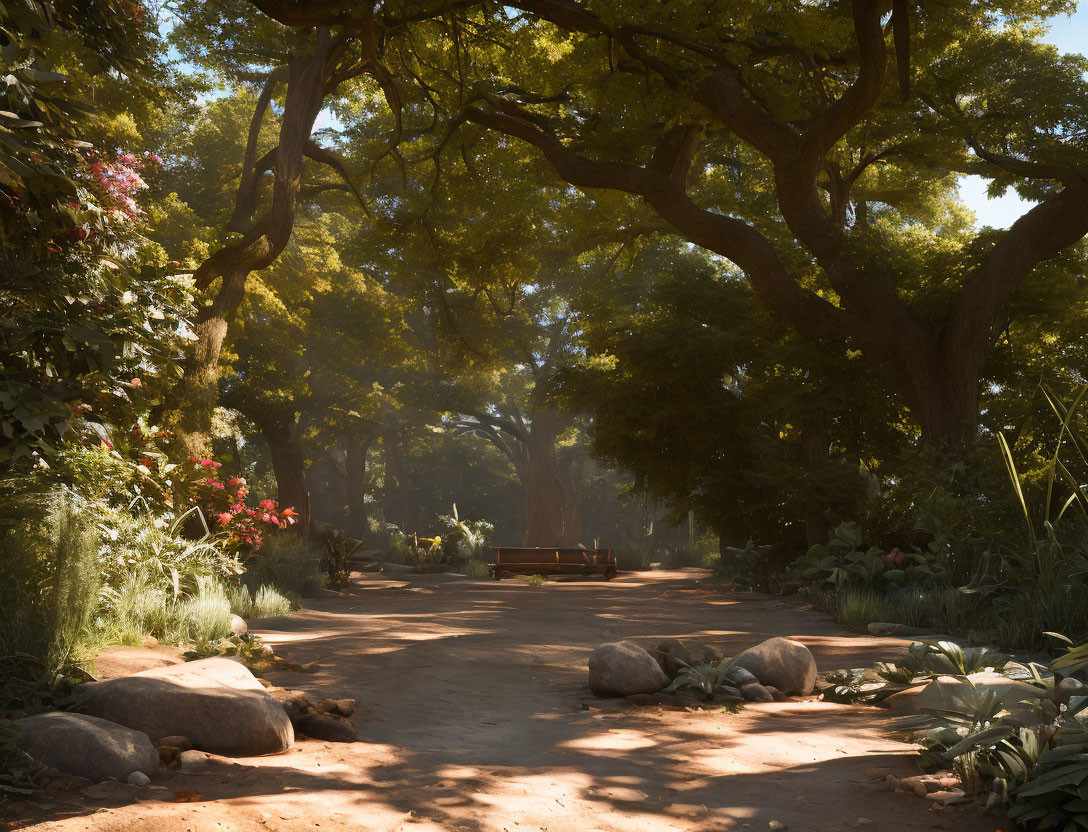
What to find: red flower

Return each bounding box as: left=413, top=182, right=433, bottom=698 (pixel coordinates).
left=130, top=377, right=141, bottom=387
left=217, top=512, right=233, bottom=526
left=282, top=507, right=298, bottom=518
left=258, top=499, right=277, bottom=511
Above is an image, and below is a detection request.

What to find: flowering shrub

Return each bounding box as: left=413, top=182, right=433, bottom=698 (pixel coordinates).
left=179, top=457, right=298, bottom=554
left=0, top=3, right=193, bottom=469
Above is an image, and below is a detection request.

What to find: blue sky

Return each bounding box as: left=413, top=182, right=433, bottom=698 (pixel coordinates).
left=960, top=8, right=1088, bottom=227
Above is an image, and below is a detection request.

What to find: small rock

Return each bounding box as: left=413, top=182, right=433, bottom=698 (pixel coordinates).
left=855, top=819, right=874, bottom=828
left=723, top=664, right=760, bottom=686
left=126, top=771, right=150, bottom=786
left=926, top=789, right=967, bottom=805
left=1057, top=677, right=1085, bottom=704
left=320, top=698, right=356, bottom=717
left=177, top=750, right=211, bottom=774
left=32, top=766, right=61, bottom=784
left=156, top=745, right=180, bottom=766
left=229, top=614, right=248, bottom=636
left=739, top=682, right=775, bottom=702
left=867, top=622, right=934, bottom=637
left=768, top=821, right=788, bottom=831
left=292, top=713, right=357, bottom=743
left=332, top=698, right=355, bottom=717
left=82, top=781, right=137, bottom=800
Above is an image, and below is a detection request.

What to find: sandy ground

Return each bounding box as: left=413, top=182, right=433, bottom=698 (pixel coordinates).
left=6, top=568, right=1006, bottom=832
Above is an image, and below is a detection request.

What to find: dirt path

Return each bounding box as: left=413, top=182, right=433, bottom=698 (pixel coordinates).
left=12, top=569, right=1003, bottom=832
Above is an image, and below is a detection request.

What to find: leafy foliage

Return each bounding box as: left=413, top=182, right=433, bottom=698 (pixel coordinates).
left=664, top=660, right=742, bottom=704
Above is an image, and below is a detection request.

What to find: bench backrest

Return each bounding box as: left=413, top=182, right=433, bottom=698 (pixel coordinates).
left=494, top=547, right=614, bottom=565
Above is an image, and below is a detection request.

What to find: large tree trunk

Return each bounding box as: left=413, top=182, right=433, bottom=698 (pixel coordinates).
left=257, top=410, right=311, bottom=537
left=344, top=435, right=373, bottom=542
left=800, top=415, right=831, bottom=547
left=381, top=412, right=407, bottom=531
left=903, top=350, right=982, bottom=446
left=166, top=31, right=332, bottom=458
left=522, top=409, right=578, bottom=547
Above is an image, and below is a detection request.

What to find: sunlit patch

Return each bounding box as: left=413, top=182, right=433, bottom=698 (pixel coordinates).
left=559, top=729, right=657, bottom=752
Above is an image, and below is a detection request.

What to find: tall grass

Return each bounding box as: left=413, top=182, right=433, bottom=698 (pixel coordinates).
left=176, top=578, right=232, bottom=643
left=0, top=487, right=101, bottom=665
left=229, top=583, right=292, bottom=618
left=244, top=534, right=326, bottom=598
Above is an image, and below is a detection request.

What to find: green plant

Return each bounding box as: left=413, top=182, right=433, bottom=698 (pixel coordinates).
left=1009, top=728, right=1088, bottom=830
left=176, top=578, right=232, bottom=644
left=245, top=534, right=326, bottom=598
left=252, top=585, right=292, bottom=618
left=822, top=669, right=881, bottom=704
left=797, top=521, right=943, bottom=591
left=0, top=487, right=101, bottom=665
left=1049, top=634, right=1088, bottom=680
left=95, top=505, right=243, bottom=598
left=100, top=571, right=170, bottom=641
left=437, top=505, right=494, bottom=562
left=322, top=528, right=359, bottom=589
left=0, top=718, right=37, bottom=796
left=515, top=574, right=545, bottom=586
left=664, top=660, right=742, bottom=704
left=462, top=558, right=490, bottom=578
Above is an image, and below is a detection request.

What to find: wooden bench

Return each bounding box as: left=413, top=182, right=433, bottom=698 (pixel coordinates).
left=489, top=547, right=617, bottom=580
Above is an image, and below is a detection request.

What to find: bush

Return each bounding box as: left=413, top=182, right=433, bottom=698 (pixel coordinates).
left=101, top=571, right=171, bottom=642
left=252, top=585, right=292, bottom=618
left=462, top=558, right=490, bottom=578
left=96, top=506, right=243, bottom=596
left=0, top=487, right=101, bottom=665
left=663, top=543, right=719, bottom=569
left=244, top=534, right=326, bottom=598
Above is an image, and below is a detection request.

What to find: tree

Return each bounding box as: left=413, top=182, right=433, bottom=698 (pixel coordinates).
left=0, top=0, right=193, bottom=468
left=247, top=0, right=1088, bottom=447
left=163, top=0, right=428, bottom=455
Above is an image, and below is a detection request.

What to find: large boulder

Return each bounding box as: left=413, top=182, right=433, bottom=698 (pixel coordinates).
left=888, top=672, right=1048, bottom=720
left=16, top=712, right=158, bottom=783
left=589, top=641, right=670, bottom=697
left=730, top=637, right=817, bottom=695
left=83, top=657, right=294, bottom=756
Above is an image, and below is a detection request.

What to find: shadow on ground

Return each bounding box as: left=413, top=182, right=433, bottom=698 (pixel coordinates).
left=6, top=570, right=1007, bottom=832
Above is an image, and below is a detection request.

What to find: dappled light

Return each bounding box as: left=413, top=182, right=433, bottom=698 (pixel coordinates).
left=4, top=0, right=1088, bottom=829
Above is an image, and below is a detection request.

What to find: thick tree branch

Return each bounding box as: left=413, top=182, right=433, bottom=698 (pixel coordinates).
left=464, top=101, right=846, bottom=339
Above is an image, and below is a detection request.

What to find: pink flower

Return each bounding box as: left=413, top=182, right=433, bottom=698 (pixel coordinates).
left=200, top=458, right=214, bottom=467
left=130, top=377, right=141, bottom=387
left=883, top=547, right=905, bottom=568
left=217, top=512, right=233, bottom=526
left=258, top=499, right=276, bottom=511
